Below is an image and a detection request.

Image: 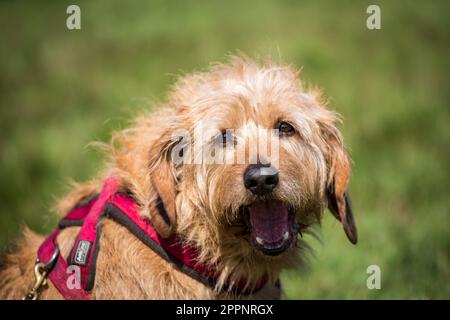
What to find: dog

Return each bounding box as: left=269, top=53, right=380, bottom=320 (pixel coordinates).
left=0, top=55, right=357, bottom=299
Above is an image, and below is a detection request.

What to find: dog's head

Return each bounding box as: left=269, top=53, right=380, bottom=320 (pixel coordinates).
left=140, top=56, right=356, bottom=283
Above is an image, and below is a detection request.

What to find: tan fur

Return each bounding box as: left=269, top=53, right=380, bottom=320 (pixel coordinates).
left=0, top=55, right=354, bottom=299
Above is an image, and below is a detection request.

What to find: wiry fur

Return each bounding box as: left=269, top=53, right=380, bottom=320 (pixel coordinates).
left=0, top=55, right=353, bottom=299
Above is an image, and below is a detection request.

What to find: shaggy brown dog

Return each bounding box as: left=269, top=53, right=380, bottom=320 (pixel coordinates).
left=0, top=55, right=357, bottom=299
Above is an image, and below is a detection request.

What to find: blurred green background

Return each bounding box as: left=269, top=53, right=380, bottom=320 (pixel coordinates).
left=0, top=0, right=448, bottom=299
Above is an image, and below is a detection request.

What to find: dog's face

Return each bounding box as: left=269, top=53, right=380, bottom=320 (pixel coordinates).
left=146, top=57, right=357, bottom=274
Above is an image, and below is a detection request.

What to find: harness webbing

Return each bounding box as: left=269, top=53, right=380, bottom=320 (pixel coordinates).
left=35, top=177, right=266, bottom=299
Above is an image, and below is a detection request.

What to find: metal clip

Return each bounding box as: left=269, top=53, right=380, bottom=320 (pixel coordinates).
left=23, top=246, right=59, bottom=300
left=23, top=261, right=48, bottom=300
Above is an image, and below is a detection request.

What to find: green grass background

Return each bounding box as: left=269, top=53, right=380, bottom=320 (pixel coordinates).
left=0, top=0, right=448, bottom=299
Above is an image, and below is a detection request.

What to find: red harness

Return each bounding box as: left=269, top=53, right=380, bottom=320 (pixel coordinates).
left=35, top=177, right=266, bottom=299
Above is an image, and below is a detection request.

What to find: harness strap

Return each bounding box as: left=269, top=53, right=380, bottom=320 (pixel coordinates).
left=37, top=224, right=91, bottom=300
left=35, top=179, right=115, bottom=300
left=35, top=176, right=267, bottom=299
left=68, top=177, right=119, bottom=291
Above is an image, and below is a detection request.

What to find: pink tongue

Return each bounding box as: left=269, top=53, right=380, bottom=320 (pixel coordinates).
left=248, top=201, right=289, bottom=243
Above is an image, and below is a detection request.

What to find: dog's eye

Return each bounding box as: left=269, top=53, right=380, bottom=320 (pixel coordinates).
left=278, top=121, right=295, bottom=137
left=216, top=130, right=235, bottom=147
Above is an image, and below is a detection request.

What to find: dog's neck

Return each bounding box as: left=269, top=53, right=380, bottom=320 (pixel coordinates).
left=129, top=176, right=304, bottom=295
left=90, top=219, right=282, bottom=299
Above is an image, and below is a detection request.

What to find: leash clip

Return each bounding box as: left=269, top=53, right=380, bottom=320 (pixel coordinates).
left=23, top=261, right=48, bottom=300
left=23, top=246, right=59, bottom=300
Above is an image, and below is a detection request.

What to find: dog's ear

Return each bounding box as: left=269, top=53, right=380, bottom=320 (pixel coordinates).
left=148, top=130, right=178, bottom=238
left=323, top=125, right=358, bottom=244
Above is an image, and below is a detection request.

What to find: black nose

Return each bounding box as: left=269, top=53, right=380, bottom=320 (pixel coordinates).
left=243, top=164, right=279, bottom=195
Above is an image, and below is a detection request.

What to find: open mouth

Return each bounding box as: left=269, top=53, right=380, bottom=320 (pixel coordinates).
left=242, top=200, right=299, bottom=256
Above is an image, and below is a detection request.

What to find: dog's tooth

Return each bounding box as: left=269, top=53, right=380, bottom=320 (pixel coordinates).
left=283, top=232, right=289, bottom=241
left=256, top=237, right=264, bottom=245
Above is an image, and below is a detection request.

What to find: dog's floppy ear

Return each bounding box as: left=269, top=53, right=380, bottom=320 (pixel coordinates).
left=148, top=131, right=178, bottom=238
left=323, top=125, right=358, bottom=244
